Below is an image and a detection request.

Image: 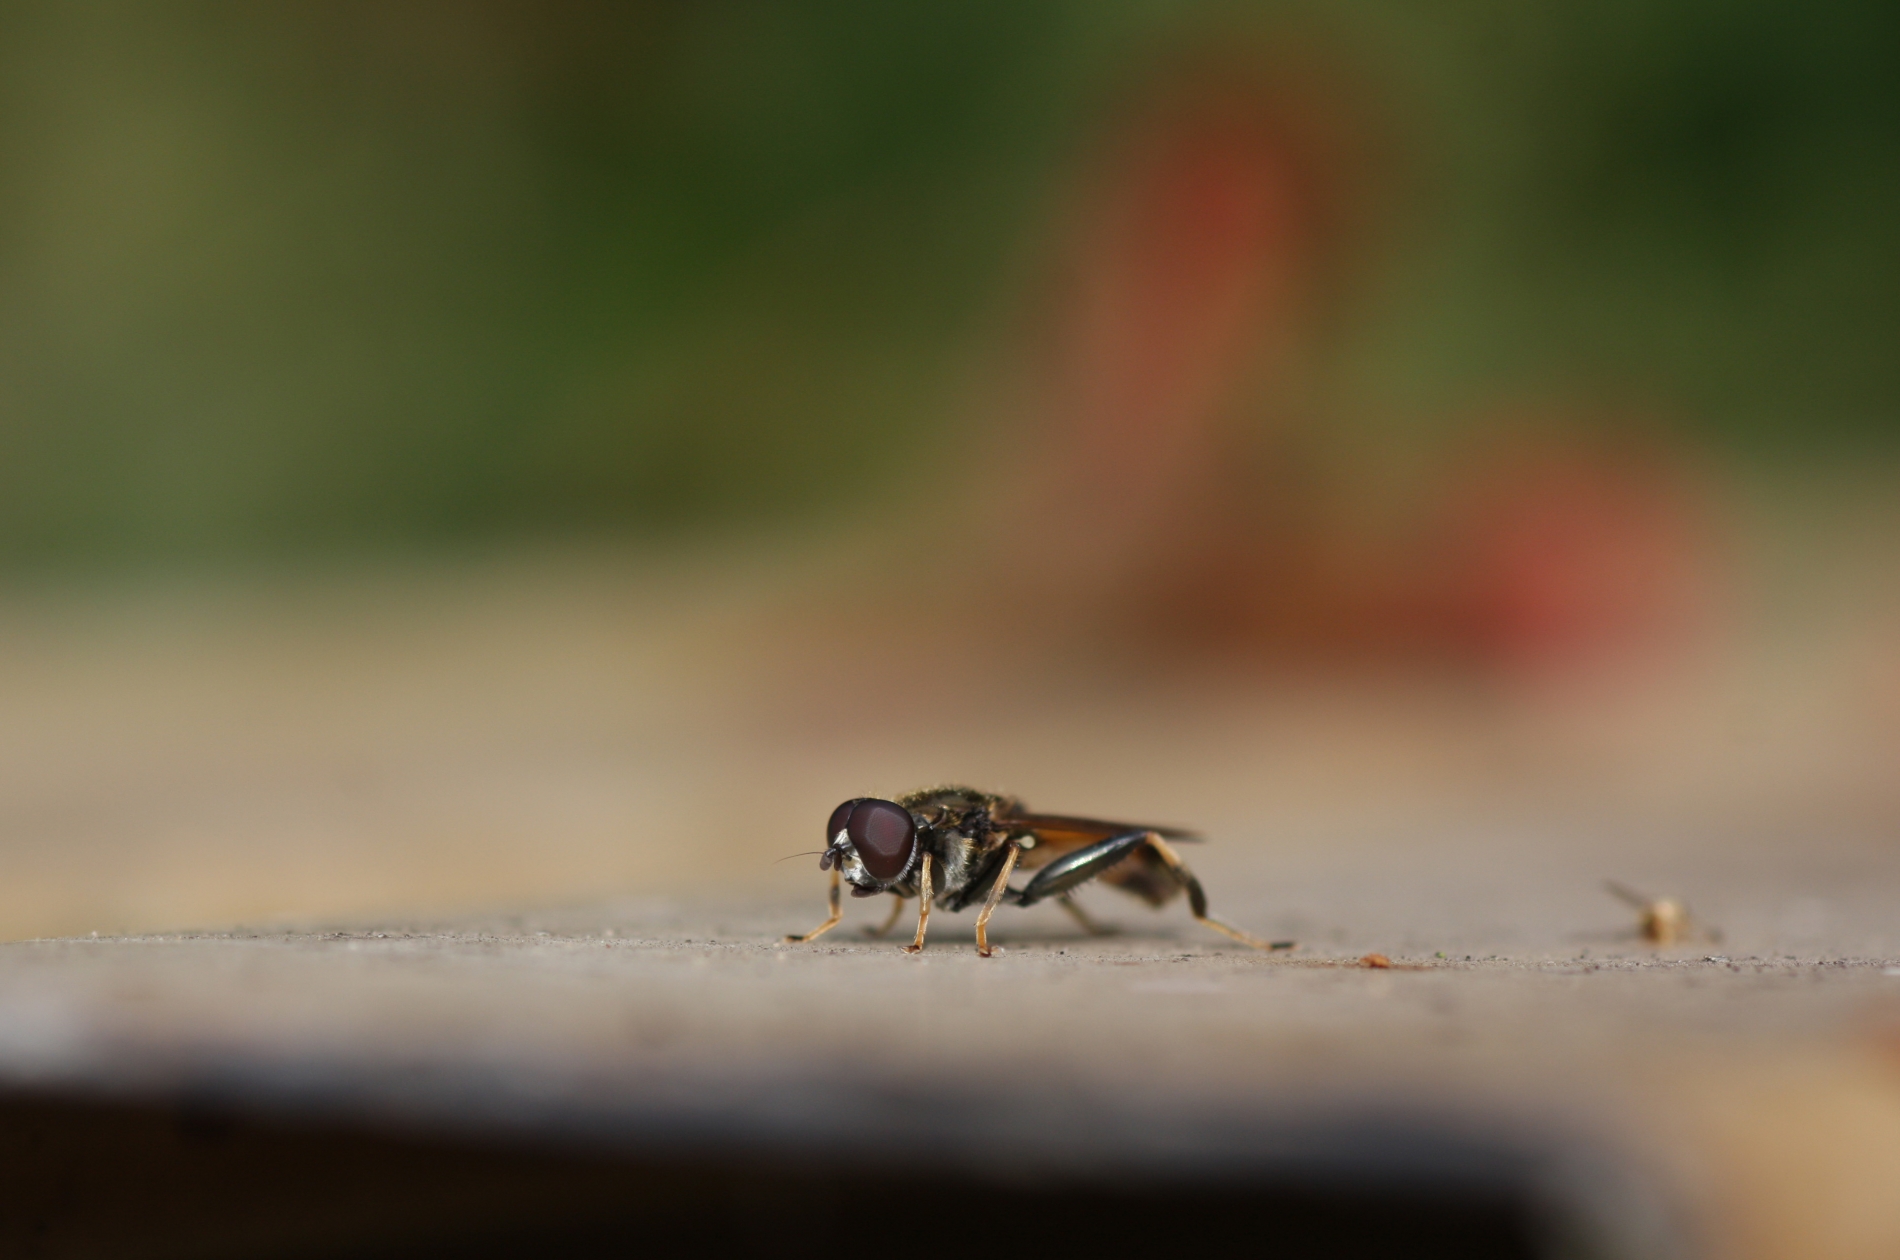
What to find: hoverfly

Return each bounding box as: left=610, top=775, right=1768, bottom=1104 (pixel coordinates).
left=787, top=785, right=1291, bottom=956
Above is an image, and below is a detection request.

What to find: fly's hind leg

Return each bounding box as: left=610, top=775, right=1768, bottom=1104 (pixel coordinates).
left=862, top=893, right=904, bottom=938
left=1057, top=893, right=1116, bottom=937
left=1144, top=834, right=1294, bottom=952
left=1013, top=829, right=1292, bottom=951
left=1015, top=830, right=1152, bottom=907
left=786, top=867, right=844, bottom=944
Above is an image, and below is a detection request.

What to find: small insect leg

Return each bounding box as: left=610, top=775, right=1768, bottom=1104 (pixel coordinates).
left=902, top=853, right=934, bottom=954
left=863, top=893, right=905, bottom=938
left=787, top=866, right=844, bottom=944
left=973, top=842, right=1021, bottom=958
left=1143, top=835, right=1294, bottom=952
left=1056, top=893, right=1116, bottom=937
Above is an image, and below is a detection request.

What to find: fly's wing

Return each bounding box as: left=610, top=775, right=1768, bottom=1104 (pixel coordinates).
left=999, top=812, right=1197, bottom=907
left=1001, top=812, right=1199, bottom=844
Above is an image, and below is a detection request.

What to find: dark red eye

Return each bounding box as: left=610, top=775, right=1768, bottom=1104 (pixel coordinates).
left=826, top=799, right=863, bottom=844
left=845, top=799, right=916, bottom=882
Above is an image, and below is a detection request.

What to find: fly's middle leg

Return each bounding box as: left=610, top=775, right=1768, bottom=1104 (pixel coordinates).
left=1057, top=893, right=1116, bottom=937
left=863, top=893, right=904, bottom=938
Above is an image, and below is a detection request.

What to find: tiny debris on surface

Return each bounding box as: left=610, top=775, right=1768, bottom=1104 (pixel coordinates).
left=1605, top=880, right=1721, bottom=946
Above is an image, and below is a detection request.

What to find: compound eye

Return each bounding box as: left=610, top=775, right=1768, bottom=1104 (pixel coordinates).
left=826, top=799, right=863, bottom=844
left=846, top=799, right=916, bottom=882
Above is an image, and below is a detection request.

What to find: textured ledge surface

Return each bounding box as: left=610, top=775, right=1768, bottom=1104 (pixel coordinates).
left=1, top=862, right=1897, bottom=1259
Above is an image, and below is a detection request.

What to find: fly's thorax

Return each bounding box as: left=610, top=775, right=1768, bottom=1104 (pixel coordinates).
left=922, top=827, right=983, bottom=900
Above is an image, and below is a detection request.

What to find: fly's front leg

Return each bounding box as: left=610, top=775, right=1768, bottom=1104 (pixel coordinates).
left=902, top=854, right=934, bottom=954
left=786, top=866, right=843, bottom=943
left=973, top=842, right=1021, bottom=958
left=863, top=893, right=904, bottom=938
left=1144, top=834, right=1294, bottom=952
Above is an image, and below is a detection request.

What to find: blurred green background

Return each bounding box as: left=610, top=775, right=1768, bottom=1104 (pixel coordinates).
left=1, top=0, right=1894, bottom=570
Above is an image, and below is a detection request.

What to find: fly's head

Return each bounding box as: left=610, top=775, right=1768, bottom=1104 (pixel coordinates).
left=822, top=798, right=919, bottom=896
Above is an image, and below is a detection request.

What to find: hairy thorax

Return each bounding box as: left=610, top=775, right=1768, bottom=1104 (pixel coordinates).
left=888, top=786, right=1019, bottom=905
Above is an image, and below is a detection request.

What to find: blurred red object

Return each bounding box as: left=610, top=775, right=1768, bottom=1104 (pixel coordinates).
left=1007, top=50, right=1361, bottom=605
left=992, top=45, right=1723, bottom=676
left=1433, top=434, right=1722, bottom=669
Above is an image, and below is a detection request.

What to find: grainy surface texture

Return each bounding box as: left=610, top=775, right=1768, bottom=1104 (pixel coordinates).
left=1, top=828, right=1896, bottom=1260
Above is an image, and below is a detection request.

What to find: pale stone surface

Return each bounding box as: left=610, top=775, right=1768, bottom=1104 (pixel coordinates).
left=1, top=828, right=1895, bottom=1260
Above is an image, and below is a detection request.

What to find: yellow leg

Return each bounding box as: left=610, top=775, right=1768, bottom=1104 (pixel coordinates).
left=863, top=893, right=904, bottom=938
left=1144, top=835, right=1294, bottom=952
left=1057, top=893, right=1115, bottom=936
left=902, top=853, right=934, bottom=954
left=786, top=866, right=843, bottom=943
left=973, top=842, right=1021, bottom=958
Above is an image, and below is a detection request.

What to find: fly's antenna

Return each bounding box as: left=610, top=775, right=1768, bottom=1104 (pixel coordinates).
left=774, top=850, right=828, bottom=864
